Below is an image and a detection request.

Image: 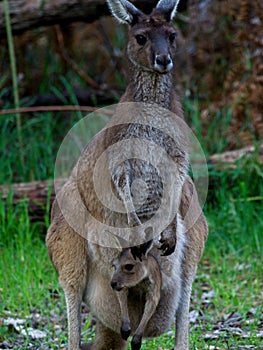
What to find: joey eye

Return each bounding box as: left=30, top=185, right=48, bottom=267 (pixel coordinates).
left=135, top=34, right=147, bottom=46
left=169, top=32, right=177, bottom=43
left=124, top=264, right=135, bottom=272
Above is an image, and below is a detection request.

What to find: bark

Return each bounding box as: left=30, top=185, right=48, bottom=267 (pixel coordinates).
left=208, top=144, right=263, bottom=169
left=0, top=0, right=156, bottom=38
left=0, top=180, right=57, bottom=222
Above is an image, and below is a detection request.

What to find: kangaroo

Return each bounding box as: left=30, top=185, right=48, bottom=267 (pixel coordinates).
left=111, top=240, right=162, bottom=350
left=46, top=1, right=208, bottom=349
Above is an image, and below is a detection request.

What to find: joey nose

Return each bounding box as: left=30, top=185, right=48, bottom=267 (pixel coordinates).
left=111, top=280, right=117, bottom=290
left=111, top=280, right=123, bottom=291
left=154, top=54, right=173, bottom=73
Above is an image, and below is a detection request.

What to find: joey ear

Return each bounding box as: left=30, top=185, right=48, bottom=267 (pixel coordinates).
left=156, top=0, right=180, bottom=21
left=106, top=0, right=143, bottom=25
left=113, top=233, right=130, bottom=250
left=140, top=239, right=153, bottom=256
left=130, top=239, right=153, bottom=261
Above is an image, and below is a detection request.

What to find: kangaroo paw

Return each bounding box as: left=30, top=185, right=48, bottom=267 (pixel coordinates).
left=121, top=322, right=131, bottom=340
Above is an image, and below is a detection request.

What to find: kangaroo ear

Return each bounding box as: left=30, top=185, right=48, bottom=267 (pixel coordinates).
left=130, top=239, right=153, bottom=261
left=156, top=0, right=180, bottom=21
left=106, top=0, right=143, bottom=25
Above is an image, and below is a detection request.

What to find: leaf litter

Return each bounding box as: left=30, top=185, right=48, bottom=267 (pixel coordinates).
left=0, top=279, right=262, bottom=349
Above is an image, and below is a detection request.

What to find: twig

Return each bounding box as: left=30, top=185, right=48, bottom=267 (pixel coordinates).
left=231, top=196, right=262, bottom=202
left=0, top=105, right=113, bottom=116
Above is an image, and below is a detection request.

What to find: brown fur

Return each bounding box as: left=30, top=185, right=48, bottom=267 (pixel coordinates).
left=46, top=1, right=208, bottom=349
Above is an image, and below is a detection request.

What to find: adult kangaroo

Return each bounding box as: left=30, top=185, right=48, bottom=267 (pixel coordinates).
left=46, top=0, right=208, bottom=349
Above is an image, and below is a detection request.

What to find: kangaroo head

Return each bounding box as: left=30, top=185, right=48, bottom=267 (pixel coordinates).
left=111, top=240, right=153, bottom=291
left=106, top=0, right=180, bottom=74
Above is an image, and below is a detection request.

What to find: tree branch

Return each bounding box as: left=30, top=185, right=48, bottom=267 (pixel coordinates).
left=0, top=0, right=157, bottom=38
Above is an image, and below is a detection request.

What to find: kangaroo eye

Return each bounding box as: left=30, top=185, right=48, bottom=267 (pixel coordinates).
left=124, top=264, right=135, bottom=272
left=135, top=34, right=147, bottom=46
left=169, top=32, right=177, bottom=43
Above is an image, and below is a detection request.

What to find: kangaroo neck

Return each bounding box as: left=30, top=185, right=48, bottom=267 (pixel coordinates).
left=126, top=65, right=174, bottom=109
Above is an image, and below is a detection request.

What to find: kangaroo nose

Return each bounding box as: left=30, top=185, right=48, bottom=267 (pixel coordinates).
left=154, top=54, right=173, bottom=73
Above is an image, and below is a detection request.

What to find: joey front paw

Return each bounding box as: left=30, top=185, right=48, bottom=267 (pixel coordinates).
left=158, top=237, right=176, bottom=256
left=131, top=334, right=142, bottom=350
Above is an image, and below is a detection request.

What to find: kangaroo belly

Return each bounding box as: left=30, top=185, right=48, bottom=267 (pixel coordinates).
left=86, top=271, right=122, bottom=332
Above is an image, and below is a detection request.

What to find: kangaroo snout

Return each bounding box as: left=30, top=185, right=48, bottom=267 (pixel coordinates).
left=154, top=54, right=173, bottom=73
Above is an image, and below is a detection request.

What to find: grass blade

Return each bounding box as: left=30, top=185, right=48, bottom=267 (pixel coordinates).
left=3, top=0, right=24, bottom=167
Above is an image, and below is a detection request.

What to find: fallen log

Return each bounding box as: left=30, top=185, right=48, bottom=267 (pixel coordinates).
left=0, top=178, right=68, bottom=223
left=0, top=180, right=57, bottom=222
left=0, top=0, right=156, bottom=38
left=208, top=144, right=263, bottom=169
left=0, top=144, right=262, bottom=222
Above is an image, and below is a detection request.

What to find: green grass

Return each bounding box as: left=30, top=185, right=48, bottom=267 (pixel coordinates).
left=0, top=198, right=69, bottom=349
left=0, top=199, right=51, bottom=309
left=184, top=98, right=233, bottom=155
